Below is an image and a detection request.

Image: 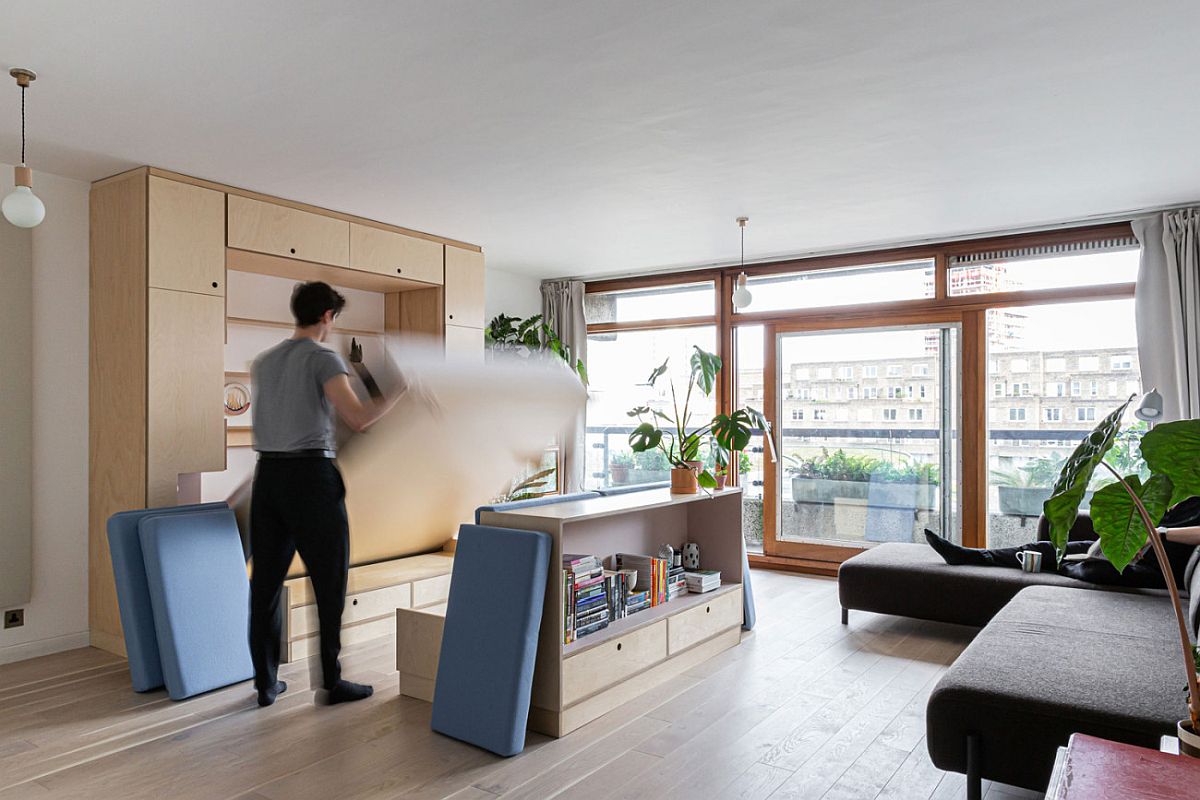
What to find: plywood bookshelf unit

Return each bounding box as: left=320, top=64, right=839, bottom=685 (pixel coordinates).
left=480, top=487, right=745, bottom=737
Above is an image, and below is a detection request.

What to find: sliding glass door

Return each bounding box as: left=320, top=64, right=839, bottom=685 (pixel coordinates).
left=763, top=321, right=961, bottom=564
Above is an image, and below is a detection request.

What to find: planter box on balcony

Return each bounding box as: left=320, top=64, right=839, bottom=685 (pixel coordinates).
left=790, top=477, right=938, bottom=511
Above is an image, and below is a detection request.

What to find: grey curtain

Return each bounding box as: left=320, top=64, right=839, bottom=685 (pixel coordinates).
left=541, top=280, right=588, bottom=493
left=1133, top=209, right=1200, bottom=421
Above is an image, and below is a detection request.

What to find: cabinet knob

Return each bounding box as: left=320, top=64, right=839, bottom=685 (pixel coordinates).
left=289, top=248, right=296, bottom=254
left=396, top=268, right=403, bottom=274
left=706, top=606, right=711, bottom=613
left=616, top=642, right=622, bottom=651
left=449, top=314, right=454, bottom=320
left=352, top=599, right=358, bottom=606
left=211, top=281, right=219, bottom=289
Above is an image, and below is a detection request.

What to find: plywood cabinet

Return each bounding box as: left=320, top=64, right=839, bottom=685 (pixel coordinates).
left=444, top=324, right=484, bottom=360
left=148, top=176, right=226, bottom=296
left=227, top=194, right=350, bottom=267
left=444, top=246, right=485, bottom=328
left=350, top=223, right=444, bottom=284
left=146, top=289, right=227, bottom=506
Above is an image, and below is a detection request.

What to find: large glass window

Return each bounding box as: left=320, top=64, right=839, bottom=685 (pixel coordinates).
left=949, top=244, right=1138, bottom=296
left=736, top=325, right=765, bottom=552
left=738, top=259, right=935, bottom=314
left=584, top=281, right=715, bottom=324
left=585, top=326, right=717, bottom=489
left=986, top=298, right=1141, bottom=546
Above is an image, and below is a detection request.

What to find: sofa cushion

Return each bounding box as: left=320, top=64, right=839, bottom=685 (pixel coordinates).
left=139, top=508, right=254, bottom=700
left=432, top=524, right=552, bottom=756
left=474, top=491, right=600, bottom=524
left=106, top=502, right=228, bottom=692
left=839, top=542, right=1096, bottom=628
left=927, top=585, right=1182, bottom=791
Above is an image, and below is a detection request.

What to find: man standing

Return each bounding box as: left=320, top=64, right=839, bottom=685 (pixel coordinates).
left=249, top=281, right=397, bottom=707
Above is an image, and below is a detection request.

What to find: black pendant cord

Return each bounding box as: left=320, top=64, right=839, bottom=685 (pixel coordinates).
left=20, top=84, right=26, bottom=164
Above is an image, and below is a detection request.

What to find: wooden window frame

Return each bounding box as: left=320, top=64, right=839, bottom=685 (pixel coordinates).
left=585, top=221, right=1137, bottom=573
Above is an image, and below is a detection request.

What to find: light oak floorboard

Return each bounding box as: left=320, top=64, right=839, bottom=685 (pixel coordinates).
left=1, top=570, right=1044, bottom=799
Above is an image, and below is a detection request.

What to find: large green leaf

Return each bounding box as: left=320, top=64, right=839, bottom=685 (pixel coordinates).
left=712, top=409, right=753, bottom=452
left=697, top=470, right=719, bottom=489
left=628, top=422, right=662, bottom=453
left=1043, top=397, right=1133, bottom=557
left=1089, top=473, right=1174, bottom=571
left=690, top=347, right=722, bottom=397
left=1141, top=419, right=1200, bottom=506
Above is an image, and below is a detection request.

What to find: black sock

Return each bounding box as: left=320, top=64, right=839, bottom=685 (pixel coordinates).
left=924, top=530, right=993, bottom=567
left=327, top=679, right=373, bottom=705
left=257, top=680, right=287, bottom=707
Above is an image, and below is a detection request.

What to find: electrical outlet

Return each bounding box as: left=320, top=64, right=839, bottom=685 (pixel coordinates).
left=4, top=609, right=23, bottom=629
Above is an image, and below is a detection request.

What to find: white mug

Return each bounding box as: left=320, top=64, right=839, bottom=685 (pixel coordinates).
left=1016, top=550, right=1043, bottom=573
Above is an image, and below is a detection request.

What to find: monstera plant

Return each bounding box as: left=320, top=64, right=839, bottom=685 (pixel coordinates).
left=627, top=346, right=775, bottom=493
left=1044, top=398, right=1200, bottom=740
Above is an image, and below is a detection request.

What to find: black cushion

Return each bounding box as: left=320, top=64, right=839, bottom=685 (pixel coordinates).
left=926, top=586, right=1182, bottom=791
left=838, top=543, right=1097, bottom=628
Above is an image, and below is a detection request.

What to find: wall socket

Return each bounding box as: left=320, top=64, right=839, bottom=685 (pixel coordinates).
left=4, top=609, right=23, bottom=629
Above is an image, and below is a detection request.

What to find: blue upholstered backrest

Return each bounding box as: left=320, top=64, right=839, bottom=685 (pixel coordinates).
left=473, top=491, right=600, bottom=523
left=595, top=482, right=671, bottom=496
left=107, top=502, right=228, bottom=692
left=139, top=508, right=254, bottom=700
left=432, top=524, right=552, bottom=756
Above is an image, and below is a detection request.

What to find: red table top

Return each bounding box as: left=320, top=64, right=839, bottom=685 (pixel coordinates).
left=1051, top=733, right=1200, bottom=799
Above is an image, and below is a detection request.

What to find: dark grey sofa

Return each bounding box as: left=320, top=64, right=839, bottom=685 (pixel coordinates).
left=837, top=519, right=1199, bottom=798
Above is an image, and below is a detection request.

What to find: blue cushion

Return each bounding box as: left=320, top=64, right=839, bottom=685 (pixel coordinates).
left=432, top=524, right=551, bottom=756
left=107, top=502, right=227, bottom=692
left=742, top=544, right=756, bottom=630
left=474, top=491, right=600, bottom=524
left=595, top=482, right=671, bottom=496
left=139, top=508, right=254, bottom=700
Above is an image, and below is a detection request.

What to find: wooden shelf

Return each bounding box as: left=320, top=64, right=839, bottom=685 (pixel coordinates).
left=563, top=582, right=740, bottom=658
left=225, top=370, right=250, bottom=379
left=226, top=315, right=383, bottom=338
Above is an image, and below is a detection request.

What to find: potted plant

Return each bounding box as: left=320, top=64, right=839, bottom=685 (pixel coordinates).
left=1043, top=398, right=1200, bottom=752
left=486, top=313, right=588, bottom=384
left=992, top=456, right=1065, bottom=516
left=609, top=451, right=634, bottom=485
left=627, top=347, right=775, bottom=494
left=787, top=449, right=939, bottom=509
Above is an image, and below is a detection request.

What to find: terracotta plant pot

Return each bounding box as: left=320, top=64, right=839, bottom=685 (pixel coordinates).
left=671, top=466, right=699, bottom=494
left=1179, top=720, right=1200, bottom=757
left=714, top=472, right=728, bottom=490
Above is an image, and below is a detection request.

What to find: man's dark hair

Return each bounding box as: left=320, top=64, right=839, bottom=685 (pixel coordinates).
left=291, top=281, right=346, bottom=326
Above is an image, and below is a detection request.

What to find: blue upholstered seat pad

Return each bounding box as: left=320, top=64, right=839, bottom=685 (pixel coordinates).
left=138, top=508, right=254, bottom=700
left=473, top=491, right=600, bottom=523
left=107, top=502, right=228, bottom=692
left=432, top=524, right=552, bottom=757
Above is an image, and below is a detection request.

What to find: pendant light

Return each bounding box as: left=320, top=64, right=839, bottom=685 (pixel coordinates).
left=3, top=68, right=45, bottom=229
left=731, top=216, right=752, bottom=310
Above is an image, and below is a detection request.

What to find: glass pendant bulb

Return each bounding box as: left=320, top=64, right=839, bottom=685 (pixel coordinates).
left=3, top=171, right=45, bottom=228
left=732, top=272, right=753, bottom=309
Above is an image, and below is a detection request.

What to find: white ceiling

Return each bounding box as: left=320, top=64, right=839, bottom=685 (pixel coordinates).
left=2, top=1, right=1198, bottom=279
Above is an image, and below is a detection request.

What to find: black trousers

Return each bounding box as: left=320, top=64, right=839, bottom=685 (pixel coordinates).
left=249, top=457, right=348, bottom=691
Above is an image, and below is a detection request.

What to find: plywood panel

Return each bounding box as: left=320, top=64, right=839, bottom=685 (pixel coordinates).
left=561, top=620, right=667, bottom=706
left=0, top=223, right=32, bottom=608
left=444, top=324, right=484, bottom=360
left=444, top=246, right=485, bottom=327
left=147, top=289, right=226, bottom=506
left=148, top=176, right=225, bottom=296
left=350, top=223, right=444, bottom=284
left=89, top=171, right=148, bottom=652
left=227, top=194, right=349, bottom=267
left=666, top=589, right=741, bottom=655
left=398, top=286, right=443, bottom=338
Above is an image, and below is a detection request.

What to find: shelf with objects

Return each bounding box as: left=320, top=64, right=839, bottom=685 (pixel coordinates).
left=480, top=486, right=746, bottom=737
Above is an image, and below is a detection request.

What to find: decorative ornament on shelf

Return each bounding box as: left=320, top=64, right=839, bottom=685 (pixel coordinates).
left=682, top=542, right=700, bottom=570
left=731, top=217, right=752, bottom=310
left=2, top=68, right=45, bottom=229
left=223, top=382, right=250, bottom=416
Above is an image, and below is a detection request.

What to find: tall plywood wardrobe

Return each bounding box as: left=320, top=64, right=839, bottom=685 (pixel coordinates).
left=89, top=167, right=484, bottom=655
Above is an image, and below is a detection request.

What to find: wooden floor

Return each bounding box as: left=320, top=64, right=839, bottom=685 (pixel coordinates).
left=0, top=571, right=1043, bottom=800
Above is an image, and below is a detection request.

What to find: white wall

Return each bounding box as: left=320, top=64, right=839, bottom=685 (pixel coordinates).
left=0, top=167, right=91, bottom=664
left=485, top=267, right=542, bottom=324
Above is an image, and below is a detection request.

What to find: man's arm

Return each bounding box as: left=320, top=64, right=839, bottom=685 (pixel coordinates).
left=1162, top=525, right=1200, bottom=546
left=324, top=373, right=398, bottom=432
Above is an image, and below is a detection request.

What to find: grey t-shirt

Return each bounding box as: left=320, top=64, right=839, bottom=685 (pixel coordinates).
left=251, top=338, right=349, bottom=453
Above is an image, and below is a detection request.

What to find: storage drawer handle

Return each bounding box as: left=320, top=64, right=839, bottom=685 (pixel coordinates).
left=449, top=314, right=454, bottom=320
left=352, top=599, right=358, bottom=606
left=616, top=642, right=622, bottom=651
left=289, top=248, right=296, bottom=254
left=706, top=606, right=711, bottom=613
left=211, top=281, right=219, bottom=289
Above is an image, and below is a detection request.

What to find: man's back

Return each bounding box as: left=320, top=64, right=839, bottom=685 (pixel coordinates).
left=251, top=338, right=347, bottom=453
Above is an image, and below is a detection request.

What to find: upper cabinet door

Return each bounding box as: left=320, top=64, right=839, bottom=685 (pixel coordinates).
left=350, top=224, right=444, bottom=285
left=148, top=177, right=226, bottom=296
left=444, top=246, right=485, bottom=328
left=227, top=195, right=350, bottom=267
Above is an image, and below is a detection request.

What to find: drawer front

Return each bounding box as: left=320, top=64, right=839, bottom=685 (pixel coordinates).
left=667, top=590, right=742, bottom=655
left=228, top=194, right=349, bottom=267
left=412, top=573, right=451, bottom=608
left=350, top=223, right=443, bottom=284
left=290, top=581, right=411, bottom=638
left=444, top=324, right=484, bottom=361
left=562, top=621, right=667, bottom=706
left=290, top=614, right=393, bottom=660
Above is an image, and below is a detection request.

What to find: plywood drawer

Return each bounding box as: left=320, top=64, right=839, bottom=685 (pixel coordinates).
left=350, top=223, right=443, bottom=284
left=667, top=589, right=742, bottom=655
left=562, top=621, right=667, bottom=706
left=290, top=581, right=411, bottom=638
left=290, top=614, right=394, bottom=660
left=412, top=573, right=451, bottom=608
left=227, top=195, right=349, bottom=267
